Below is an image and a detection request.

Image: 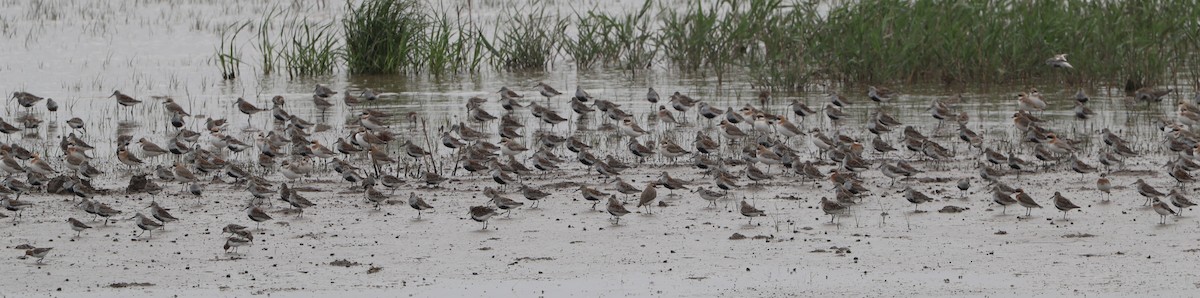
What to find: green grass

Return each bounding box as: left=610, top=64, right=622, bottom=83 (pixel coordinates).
left=280, top=20, right=340, bottom=78
left=811, top=0, right=1200, bottom=86
left=214, top=22, right=250, bottom=80
left=210, top=0, right=1200, bottom=88
left=479, top=2, right=567, bottom=71
left=425, top=9, right=486, bottom=75
left=343, top=0, right=426, bottom=74
left=254, top=8, right=282, bottom=76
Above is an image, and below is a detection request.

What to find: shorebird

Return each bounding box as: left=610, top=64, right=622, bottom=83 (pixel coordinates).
left=904, top=187, right=934, bottom=211
left=619, top=118, right=648, bottom=138
left=1052, top=192, right=1080, bottom=219
left=67, top=217, right=92, bottom=237
left=828, top=91, right=852, bottom=107
left=1096, top=175, right=1111, bottom=202
left=820, top=197, right=848, bottom=224
left=1014, top=189, right=1041, bottom=217
left=469, top=205, right=499, bottom=230
left=992, top=186, right=1017, bottom=214
left=224, top=236, right=251, bottom=254
left=1074, top=101, right=1094, bottom=121
left=739, top=200, right=766, bottom=224
left=1152, top=199, right=1176, bottom=224
left=1134, top=86, right=1173, bottom=103
left=246, top=206, right=272, bottom=230
left=519, top=184, right=550, bottom=208
left=672, top=91, right=700, bottom=118
left=365, top=186, right=389, bottom=210
left=1073, top=89, right=1089, bottom=103
left=314, top=84, right=337, bottom=98
left=147, top=202, right=180, bottom=229
left=1016, top=92, right=1046, bottom=112
left=606, top=195, right=631, bottom=225
left=1045, top=54, right=1072, bottom=68
left=408, top=192, right=434, bottom=219
left=957, top=178, right=970, bottom=199
left=693, top=187, right=724, bottom=208
left=110, top=90, right=142, bottom=111
left=132, top=213, right=163, bottom=239
left=1166, top=189, right=1196, bottom=216
left=24, top=247, right=51, bottom=264
left=498, top=86, right=522, bottom=99
left=532, top=82, right=561, bottom=101
left=11, top=91, right=44, bottom=108
left=574, top=86, right=592, bottom=102
left=637, top=182, right=657, bottom=214
left=1, top=196, right=32, bottom=218
left=234, top=97, right=268, bottom=127
left=868, top=86, right=895, bottom=102
left=1133, top=179, right=1166, bottom=206
left=788, top=100, right=817, bottom=120
left=646, top=88, right=659, bottom=103
left=163, top=97, right=189, bottom=116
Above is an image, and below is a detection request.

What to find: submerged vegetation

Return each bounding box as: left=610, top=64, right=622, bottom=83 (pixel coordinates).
left=213, top=0, right=1200, bottom=89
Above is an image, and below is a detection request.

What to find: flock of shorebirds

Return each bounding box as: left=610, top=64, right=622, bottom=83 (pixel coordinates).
left=3, top=53, right=1197, bottom=264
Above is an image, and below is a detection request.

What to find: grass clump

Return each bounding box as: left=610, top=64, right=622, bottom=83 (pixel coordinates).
left=480, top=2, right=567, bottom=71
left=214, top=22, right=250, bottom=80
left=280, top=20, right=340, bottom=78
left=579, top=0, right=657, bottom=71
left=343, top=0, right=426, bottom=74
left=425, top=9, right=486, bottom=75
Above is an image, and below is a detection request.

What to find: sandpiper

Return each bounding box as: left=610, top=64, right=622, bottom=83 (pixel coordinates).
left=224, top=236, right=251, bottom=254
left=1152, top=199, right=1176, bottom=224
left=110, top=90, right=142, bottom=108
left=469, top=205, right=499, bottom=229
left=1052, top=192, right=1080, bottom=219
left=574, top=86, right=592, bottom=102
left=1133, top=179, right=1166, bottom=206
left=67, top=217, right=92, bottom=238
left=132, top=213, right=164, bottom=239
left=606, top=195, right=631, bottom=225
left=578, top=185, right=609, bottom=210
left=992, top=186, right=1017, bottom=214
left=904, top=187, right=934, bottom=211
left=739, top=200, right=766, bottom=224
left=147, top=202, right=179, bottom=229
left=535, top=81, right=561, bottom=101
left=820, top=197, right=848, bottom=224
left=868, top=86, right=895, bottom=102
left=24, top=247, right=51, bottom=264
left=314, top=84, right=337, bottom=98
left=234, top=97, right=268, bottom=127
left=1134, top=86, right=1173, bottom=103
left=637, top=182, right=657, bottom=214
left=1096, top=175, right=1111, bottom=201
left=1014, top=189, right=1041, bottom=217
left=246, top=206, right=272, bottom=230
left=1045, top=54, right=1072, bottom=68
left=408, top=192, right=434, bottom=219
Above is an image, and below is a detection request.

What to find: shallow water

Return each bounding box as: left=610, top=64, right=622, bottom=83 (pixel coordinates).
left=0, top=0, right=1192, bottom=167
